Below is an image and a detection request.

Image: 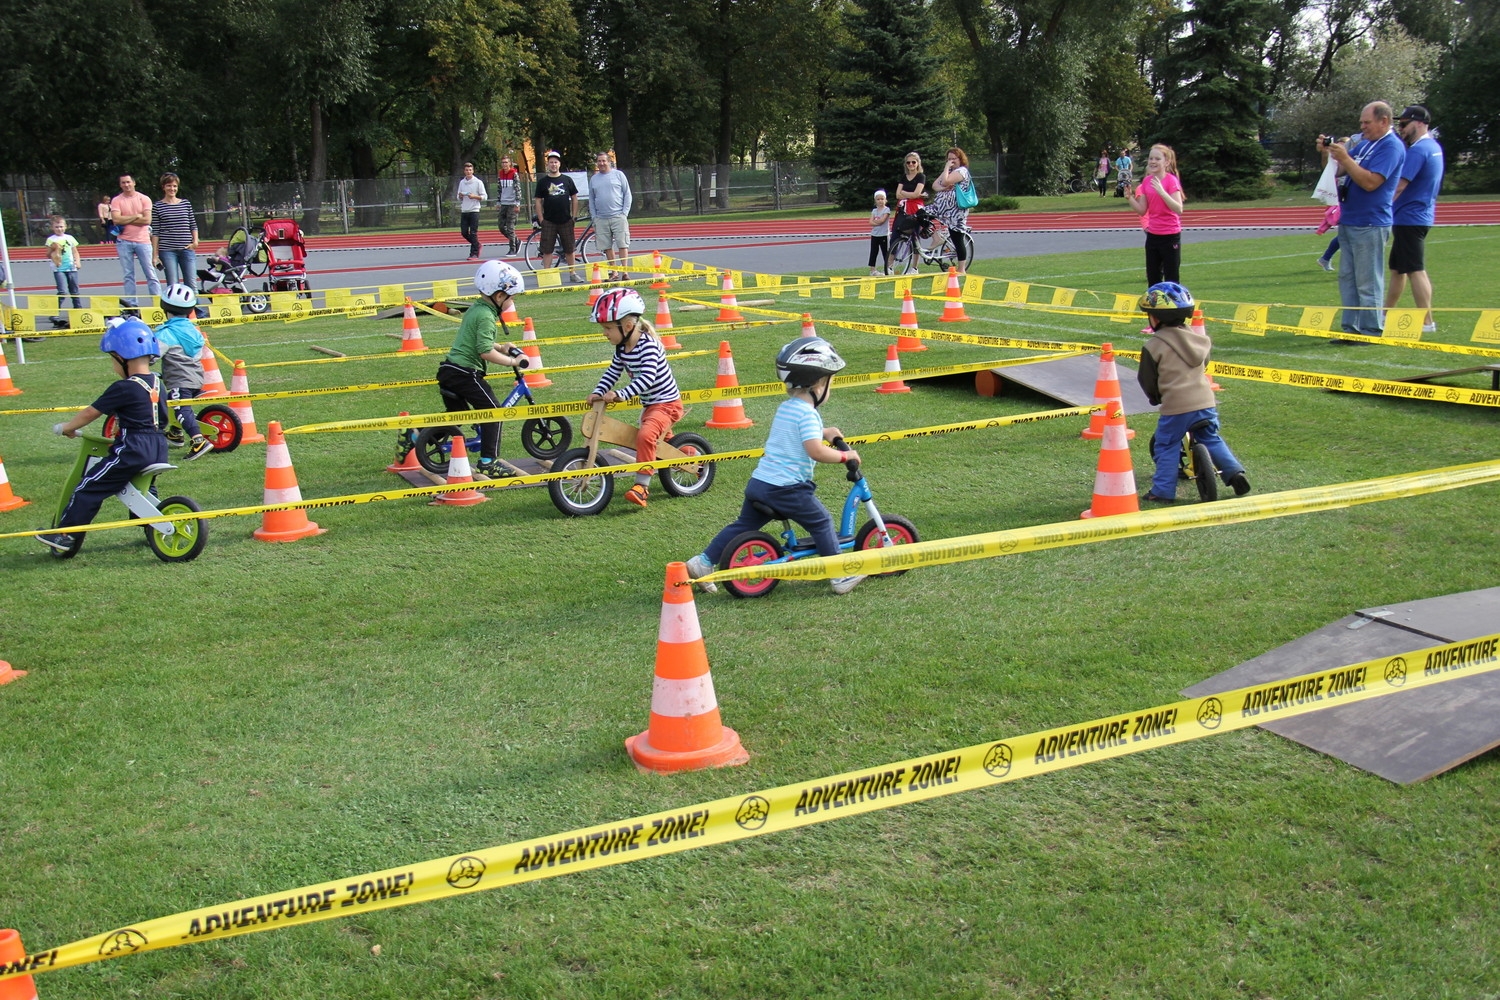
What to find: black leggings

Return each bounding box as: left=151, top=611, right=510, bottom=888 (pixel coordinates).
left=437, top=362, right=503, bottom=460
left=868, top=236, right=888, bottom=269
left=1145, top=232, right=1181, bottom=286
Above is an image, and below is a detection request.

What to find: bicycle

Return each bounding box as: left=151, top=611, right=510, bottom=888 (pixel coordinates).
left=547, top=400, right=716, bottom=516
left=43, top=432, right=208, bottom=561
left=1152, top=420, right=1218, bottom=503
left=103, top=400, right=244, bottom=454
left=889, top=211, right=975, bottom=274
left=715, top=436, right=918, bottom=598
left=400, top=348, right=573, bottom=475
left=522, top=215, right=598, bottom=272
left=1052, top=170, right=1086, bottom=195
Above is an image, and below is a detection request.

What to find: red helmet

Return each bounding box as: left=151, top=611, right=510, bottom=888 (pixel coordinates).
left=590, top=288, right=646, bottom=324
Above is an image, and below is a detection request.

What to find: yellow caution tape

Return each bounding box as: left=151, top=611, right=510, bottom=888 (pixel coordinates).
left=698, top=458, right=1500, bottom=585
left=6, top=630, right=1496, bottom=982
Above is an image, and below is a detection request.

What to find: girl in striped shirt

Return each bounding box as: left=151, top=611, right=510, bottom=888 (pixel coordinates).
left=587, top=288, right=683, bottom=508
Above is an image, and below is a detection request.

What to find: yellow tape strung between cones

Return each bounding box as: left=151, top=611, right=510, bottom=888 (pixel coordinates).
left=5, top=631, right=1497, bottom=983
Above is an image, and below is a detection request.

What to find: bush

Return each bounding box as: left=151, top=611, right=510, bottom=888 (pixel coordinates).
left=975, top=194, right=1020, bottom=211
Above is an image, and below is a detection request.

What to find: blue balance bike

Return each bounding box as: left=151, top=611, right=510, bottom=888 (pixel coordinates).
left=46, top=432, right=208, bottom=561
left=717, top=437, right=918, bottom=598
left=404, top=349, right=572, bottom=474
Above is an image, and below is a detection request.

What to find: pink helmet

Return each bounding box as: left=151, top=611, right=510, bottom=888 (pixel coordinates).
left=590, top=288, right=646, bottom=324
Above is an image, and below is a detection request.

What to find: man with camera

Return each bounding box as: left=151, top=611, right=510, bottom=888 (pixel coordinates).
left=1319, top=102, right=1405, bottom=341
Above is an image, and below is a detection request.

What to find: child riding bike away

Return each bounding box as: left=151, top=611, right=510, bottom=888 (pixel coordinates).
left=588, top=288, right=684, bottom=508
left=1136, top=281, right=1250, bottom=504
left=155, top=283, right=214, bottom=461
left=686, top=336, right=866, bottom=595
left=40, top=319, right=169, bottom=552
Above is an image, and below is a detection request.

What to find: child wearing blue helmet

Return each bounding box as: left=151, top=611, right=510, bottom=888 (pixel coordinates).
left=39, top=318, right=170, bottom=552
left=1136, top=281, right=1250, bottom=503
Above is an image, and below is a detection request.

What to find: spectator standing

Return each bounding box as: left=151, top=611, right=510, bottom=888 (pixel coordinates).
left=930, top=147, right=975, bottom=275
left=1324, top=101, right=1405, bottom=341
left=495, top=155, right=522, bottom=255
left=1386, top=105, right=1445, bottom=334
left=1126, top=144, right=1185, bottom=288
left=588, top=152, right=633, bottom=281
left=892, top=152, right=927, bottom=275
left=151, top=173, right=198, bottom=287
left=46, top=215, right=84, bottom=324
left=111, top=173, right=161, bottom=310
left=1114, top=148, right=1134, bottom=191
left=456, top=162, right=487, bottom=260
left=96, top=194, right=118, bottom=242
left=533, top=151, right=583, bottom=282
left=1095, top=149, right=1111, bottom=196
left=868, top=189, right=891, bottom=275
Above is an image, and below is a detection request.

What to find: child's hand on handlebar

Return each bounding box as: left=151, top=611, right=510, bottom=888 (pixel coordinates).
left=587, top=391, right=619, bottom=404
left=53, top=422, right=75, bottom=438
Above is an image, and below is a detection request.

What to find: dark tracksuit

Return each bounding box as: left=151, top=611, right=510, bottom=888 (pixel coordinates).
left=58, top=374, right=169, bottom=530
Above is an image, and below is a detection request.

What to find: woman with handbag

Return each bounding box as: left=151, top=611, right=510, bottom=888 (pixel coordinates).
left=930, top=147, right=977, bottom=275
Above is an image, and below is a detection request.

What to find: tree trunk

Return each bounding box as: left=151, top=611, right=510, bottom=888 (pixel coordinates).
left=612, top=98, right=632, bottom=170
left=351, top=140, right=383, bottom=228
left=301, top=98, right=326, bottom=234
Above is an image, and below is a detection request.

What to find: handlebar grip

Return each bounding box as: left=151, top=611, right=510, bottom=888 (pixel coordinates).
left=829, top=436, right=861, bottom=478
left=505, top=346, right=529, bottom=368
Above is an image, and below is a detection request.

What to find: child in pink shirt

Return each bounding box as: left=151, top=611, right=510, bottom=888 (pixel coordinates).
left=1127, top=144, right=1185, bottom=288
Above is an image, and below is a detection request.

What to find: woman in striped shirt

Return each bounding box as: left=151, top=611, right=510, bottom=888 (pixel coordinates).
left=152, top=173, right=199, bottom=288
left=587, top=288, right=684, bottom=508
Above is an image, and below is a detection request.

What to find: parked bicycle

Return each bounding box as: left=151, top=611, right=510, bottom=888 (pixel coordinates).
left=522, top=215, right=598, bottom=272
left=890, top=209, right=975, bottom=274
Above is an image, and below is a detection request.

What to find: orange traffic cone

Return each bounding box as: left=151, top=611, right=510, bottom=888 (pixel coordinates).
left=655, top=295, right=681, bottom=350
left=520, top=317, right=552, bottom=387
left=895, top=289, right=924, bottom=352
left=0, top=454, right=29, bottom=512
left=499, top=295, right=520, bottom=326
left=875, top=344, right=911, bottom=394
left=938, top=267, right=971, bottom=322
left=587, top=264, right=604, bottom=308
left=715, top=273, right=745, bottom=322
left=651, top=251, right=669, bottom=290
left=624, top=562, right=749, bottom=773
left=431, top=434, right=487, bottom=506
left=198, top=346, right=228, bottom=398
left=386, top=412, right=423, bottom=473
left=398, top=299, right=426, bottom=352
left=0, top=339, right=22, bottom=396
left=0, top=927, right=40, bottom=999
left=800, top=313, right=818, bottom=338
left=0, top=660, right=26, bottom=686
left=1080, top=403, right=1139, bottom=519
left=252, top=422, right=327, bottom=542
left=1192, top=310, right=1221, bottom=391
left=704, top=341, right=754, bottom=429
left=228, top=360, right=266, bottom=444
left=1080, top=343, right=1135, bottom=441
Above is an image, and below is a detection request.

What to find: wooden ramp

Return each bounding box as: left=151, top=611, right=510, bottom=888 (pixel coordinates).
left=1182, top=587, right=1500, bottom=784
left=975, top=353, right=1158, bottom=416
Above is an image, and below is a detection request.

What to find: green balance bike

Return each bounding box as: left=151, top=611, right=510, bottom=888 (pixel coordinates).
left=46, top=432, right=208, bottom=561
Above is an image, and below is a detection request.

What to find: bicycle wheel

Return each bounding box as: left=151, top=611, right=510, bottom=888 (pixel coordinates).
left=657, top=433, right=716, bottom=498
left=196, top=404, right=242, bottom=452
left=547, top=448, right=615, bottom=516
left=890, top=234, right=915, bottom=273
left=413, top=426, right=456, bottom=475
left=520, top=417, right=572, bottom=461
left=854, top=514, right=920, bottom=576
left=1190, top=442, right=1219, bottom=502
left=575, top=228, right=597, bottom=268
left=522, top=229, right=542, bottom=271
left=145, top=496, right=207, bottom=562
left=719, top=531, right=785, bottom=599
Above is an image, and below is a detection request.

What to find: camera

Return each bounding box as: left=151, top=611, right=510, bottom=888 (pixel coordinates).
left=1319, top=134, right=1336, bottom=148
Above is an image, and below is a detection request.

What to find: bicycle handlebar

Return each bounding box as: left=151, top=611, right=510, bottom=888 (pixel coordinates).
left=505, top=345, right=529, bottom=369
left=830, top=436, right=861, bottom=481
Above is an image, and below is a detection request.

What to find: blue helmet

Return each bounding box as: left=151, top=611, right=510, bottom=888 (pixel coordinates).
left=1138, top=281, right=1194, bottom=314
left=100, top=317, right=161, bottom=360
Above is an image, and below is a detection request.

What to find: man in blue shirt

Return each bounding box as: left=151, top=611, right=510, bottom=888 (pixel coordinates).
left=1324, top=101, right=1405, bottom=340
left=1386, top=105, right=1444, bottom=334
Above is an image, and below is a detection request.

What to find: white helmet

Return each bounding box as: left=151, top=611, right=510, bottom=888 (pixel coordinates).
left=776, top=336, right=846, bottom=387
left=475, top=260, right=525, bottom=298
left=162, top=282, right=198, bottom=310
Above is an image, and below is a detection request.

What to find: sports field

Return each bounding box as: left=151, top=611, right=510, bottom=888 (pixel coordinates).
left=1, top=228, right=1497, bottom=999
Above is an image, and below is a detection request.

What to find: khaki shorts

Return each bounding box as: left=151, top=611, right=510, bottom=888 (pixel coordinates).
left=593, top=214, right=631, bottom=252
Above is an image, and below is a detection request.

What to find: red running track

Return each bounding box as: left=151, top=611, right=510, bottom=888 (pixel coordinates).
left=10, top=203, right=1498, bottom=258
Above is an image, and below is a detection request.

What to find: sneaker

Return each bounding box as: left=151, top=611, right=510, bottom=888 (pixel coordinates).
left=37, top=532, right=76, bottom=552
left=830, top=575, right=866, bottom=595
left=1317, top=256, right=1333, bottom=271
left=164, top=426, right=187, bottom=446
left=476, top=461, right=518, bottom=480
left=1226, top=472, right=1251, bottom=497
left=1142, top=492, right=1177, bottom=504
left=625, top=483, right=649, bottom=507
left=184, top=435, right=214, bottom=461
left=870, top=269, right=882, bottom=277
left=467, top=254, right=480, bottom=261
left=903, top=265, right=918, bottom=276
left=685, top=553, right=718, bottom=594
left=570, top=272, right=587, bottom=284
left=509, top=240, right=520, bottom=255
left=1422, top=322, right=1438, bottom=334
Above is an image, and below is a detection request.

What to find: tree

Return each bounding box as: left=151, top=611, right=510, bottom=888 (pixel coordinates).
left=1427, top=0, right=1500, bottom=165
left=814, top=0, right=948, bottom=209
left=1151, top=0, right=1280, bottom=200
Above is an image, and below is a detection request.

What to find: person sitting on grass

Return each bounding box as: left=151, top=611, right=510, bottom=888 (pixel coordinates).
left=438, top=260, right=528, bottom=479
left=587, top=288, right=684, bottom=508
left=1136, top=282, right=1250, bottom=504
left=40, top=319, right=169, bottom=553
left=686, top=336, right=867, bottom=596
left=154, top=283, right=215, bottom=462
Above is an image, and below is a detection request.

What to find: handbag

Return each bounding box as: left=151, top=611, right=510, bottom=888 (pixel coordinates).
left=955, top=175, right=978, bottom=209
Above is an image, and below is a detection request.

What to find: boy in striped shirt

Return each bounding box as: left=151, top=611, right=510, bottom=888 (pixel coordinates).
left=587, top=288, right=683, bottom=508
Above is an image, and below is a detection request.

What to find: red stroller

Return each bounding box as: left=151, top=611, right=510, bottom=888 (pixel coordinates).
left=258, top=218, right=311, bottom=295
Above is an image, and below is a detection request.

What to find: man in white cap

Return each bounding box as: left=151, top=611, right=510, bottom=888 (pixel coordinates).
left=1386, top=105, right=1444, bottom=333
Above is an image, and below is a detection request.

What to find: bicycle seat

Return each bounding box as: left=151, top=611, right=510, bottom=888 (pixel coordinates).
left=750, top=500, right=785, bottom=520
left=141, top=463, right=176, bottom=474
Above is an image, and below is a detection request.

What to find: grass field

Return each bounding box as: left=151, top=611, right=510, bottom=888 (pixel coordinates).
left=1, top=229, right=1497, bottom=1000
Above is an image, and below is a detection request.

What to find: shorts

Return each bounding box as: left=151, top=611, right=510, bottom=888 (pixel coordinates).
left=594, top=214, right=630, bottom=251
left=1388, top=225, right=1429, bottom=274
left=538, top=218, right=575, bottom=257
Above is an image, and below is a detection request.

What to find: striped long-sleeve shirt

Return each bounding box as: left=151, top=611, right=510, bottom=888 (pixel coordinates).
left=592, top=329, right=680, bottom=404
left=153, top=199, right=196, bottom=251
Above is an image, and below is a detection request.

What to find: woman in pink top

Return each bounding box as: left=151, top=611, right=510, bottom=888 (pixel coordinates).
left=1126, top=143, right=1185, bottom=287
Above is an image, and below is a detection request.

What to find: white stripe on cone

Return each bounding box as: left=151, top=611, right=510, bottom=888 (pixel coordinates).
left=716, top=356, right=736, bottom=376
left=0, top=465, right=10, bottom=485
left=1093, top=470, right=1137, bottom=495
left=658, top=604, right=703, bottom=644
left=266, top=441, right=292, bottom=468
left=264, top=485, right=304, bottom=504
left=650, top=673, right=719, bottom=717
left=1102, top=423, right=1130, bottom=449
left=448, top=452, right=473, bottom=478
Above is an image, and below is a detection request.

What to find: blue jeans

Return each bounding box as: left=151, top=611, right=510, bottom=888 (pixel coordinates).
left=117, top=240, right=161, bottom=306
left=1150, top=408, right=1243, bottom=500
left=159, top=247, right=196, bottom=287
left=704, top=477, right=840, bottom=563
left=53, top=270, right=83, bottom=310
left=1337, top=224, right=1388, bottom=337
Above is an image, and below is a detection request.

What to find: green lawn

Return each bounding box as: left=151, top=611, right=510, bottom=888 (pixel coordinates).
left=1, top=231, right=1497, bottom=999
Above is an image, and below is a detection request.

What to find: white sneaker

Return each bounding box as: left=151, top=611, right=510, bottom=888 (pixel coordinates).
left=830, top=575, right=866, bottom=595
left=1422, top=322, right=1437, bottom=334
left=869, top=269, right=881, bottom=277
left=685, top=553, right=718, bottom=593
left=1317, top=257, right=1333, bottom=271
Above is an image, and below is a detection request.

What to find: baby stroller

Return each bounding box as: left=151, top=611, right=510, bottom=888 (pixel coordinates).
left=258, top=218, right=312, bottom=297
left=197, top=225, right=271, bottom=313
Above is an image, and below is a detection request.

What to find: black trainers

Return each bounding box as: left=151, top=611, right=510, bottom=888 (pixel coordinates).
left=1142, top=492, right=1177, bottom=504
left=37, top=532, right=76, bottom=552
left=1226, top=472, right=1251, bottom=497
left=184, top=435, right=214, bottom=461
left=164, top=426, right=187, bottom=446
left=477, top=461, right=518, bottom=480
